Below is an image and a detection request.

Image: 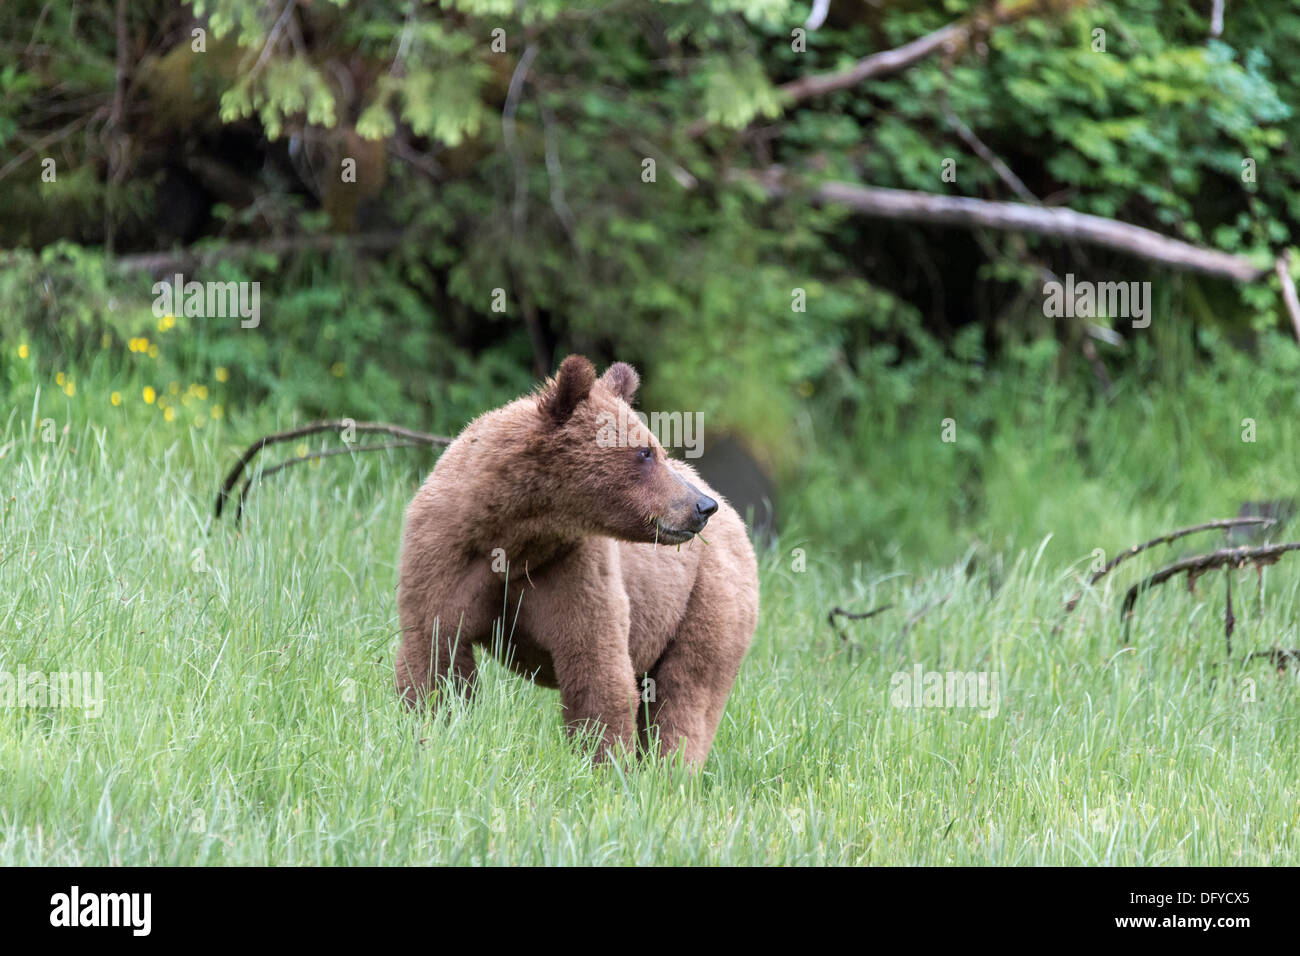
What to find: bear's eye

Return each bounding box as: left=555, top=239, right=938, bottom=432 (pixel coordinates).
left=636, top=446, right=653, bottom=463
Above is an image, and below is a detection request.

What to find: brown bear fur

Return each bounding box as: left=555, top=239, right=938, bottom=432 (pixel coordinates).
left=395, top=355, right=759, bottom=766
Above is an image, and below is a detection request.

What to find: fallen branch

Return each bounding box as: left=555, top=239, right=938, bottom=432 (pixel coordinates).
left=1245, top=648, right=1300, bottom=672
left=1064, top=517, right=1276, bottom=611
left=214, top=420, right=451, bottom=520
left=742, top=171, right=1268, bottom=282
left=1275, top=251, right=1300, bottom=345
left=1120, top=542, right=1300, bottom=639
left=233, top=441, right=426, bottom=521
left=828, top=603, right=894, bottom=642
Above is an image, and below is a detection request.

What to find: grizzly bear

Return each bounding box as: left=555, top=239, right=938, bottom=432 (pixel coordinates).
left=395, top=355, right=759, bottom=766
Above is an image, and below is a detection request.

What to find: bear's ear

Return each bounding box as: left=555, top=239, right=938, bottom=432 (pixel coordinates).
left=540, top=354, right=596, bottom=425
left=599, top=362, right=640, bottom=403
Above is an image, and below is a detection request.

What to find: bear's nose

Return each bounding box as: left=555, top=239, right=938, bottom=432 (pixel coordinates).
left=695, top=496, right=718, bottom=519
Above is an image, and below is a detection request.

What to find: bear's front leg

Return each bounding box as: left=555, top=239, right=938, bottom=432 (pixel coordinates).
left=395, top=552, right=494, bottom=709
left=644, top=588, right=753, bottom=768
left=552, top=644, right=639, bottom=762
left=520, top=547, right=639, bottom=762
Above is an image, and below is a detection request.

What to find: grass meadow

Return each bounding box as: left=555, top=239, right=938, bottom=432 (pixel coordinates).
left=2, top=349, right=1299, bottom=865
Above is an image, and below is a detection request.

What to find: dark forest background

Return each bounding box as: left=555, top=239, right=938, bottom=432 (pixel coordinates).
left=4, top=0, right=1300, bottom=562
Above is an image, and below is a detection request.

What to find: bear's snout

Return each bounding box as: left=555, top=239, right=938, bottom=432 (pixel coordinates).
left=692, top=494, right=718, bottom=528
left=674, top=484, right=716, bottom=534
left=650, top=476, right=717, bottom=542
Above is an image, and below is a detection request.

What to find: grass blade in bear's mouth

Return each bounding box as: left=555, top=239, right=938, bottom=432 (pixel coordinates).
left=653, top=522, right=695, bottom=543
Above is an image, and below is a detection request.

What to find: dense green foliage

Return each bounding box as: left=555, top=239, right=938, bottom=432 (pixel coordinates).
left=4, top=2, right=1300, bottom=559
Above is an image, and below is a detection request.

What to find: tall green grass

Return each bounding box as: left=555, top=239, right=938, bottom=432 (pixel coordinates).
left=796, top=328, right=1300, bottom=565
left=1, top=347, right=1297, bottom=864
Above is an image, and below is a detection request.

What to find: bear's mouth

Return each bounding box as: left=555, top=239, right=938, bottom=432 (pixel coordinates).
left=652, top=521, right=696, bottom=545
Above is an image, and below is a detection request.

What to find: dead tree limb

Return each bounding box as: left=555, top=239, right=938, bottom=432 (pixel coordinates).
left=686, top=0, right=1083, bottom=138
left=1275, top=251, right=1300, bottom=345
left=1120, top=542, right=1300, bottom=639
left=1064, top=517, right=1276, bottom=611
left=1209, top=0, right=1225, bottom=39
left=1245, top=648, right=1300, bottom=672
left=828, top=603, right=894, bottom=642
left=774, top=21, right=967, bottom=105
left=804, top=0, right=831, bottom=32
left=233, top=441, right=426, bottom=521
left=215, top=420, right=451, bottom=520
left=741, top=172, right=1268, bottom=282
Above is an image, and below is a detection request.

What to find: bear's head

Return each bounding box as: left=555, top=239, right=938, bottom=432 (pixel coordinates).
left=534, top=355, right=717, bottom=545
